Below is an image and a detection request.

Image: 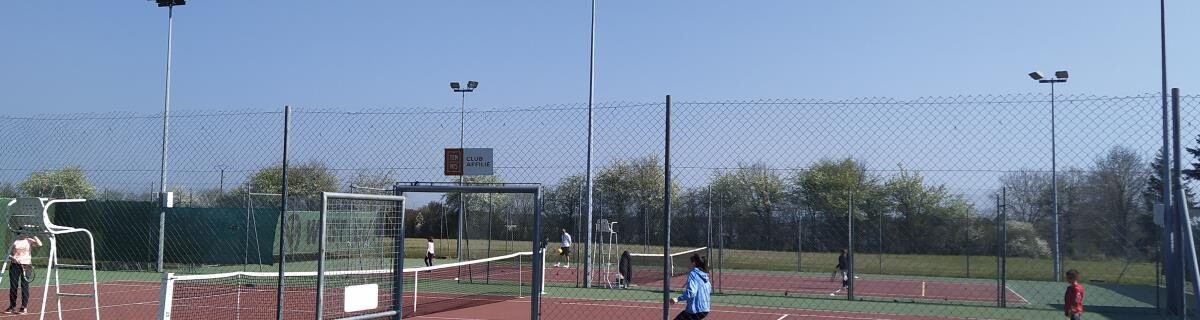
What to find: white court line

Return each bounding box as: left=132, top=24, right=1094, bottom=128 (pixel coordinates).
left=776, top=314, right=790, bottom=320
left=0, top=298, right=160, bottom=318
left=723, top=284, right=1009, bottom=303
left=553, top=300, right=918, bottom=320
left=412, top=316, right=486, bottom=320
left=507, top=296, right=954, bottom=319
left=1006, top=285, right=1031, bottom=304
left=921, top=282, right=926, bottom=297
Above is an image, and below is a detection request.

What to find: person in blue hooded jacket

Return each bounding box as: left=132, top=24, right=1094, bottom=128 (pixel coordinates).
left=671, top=253, right=711, bottom=320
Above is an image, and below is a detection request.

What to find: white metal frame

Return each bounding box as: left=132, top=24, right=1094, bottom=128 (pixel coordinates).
left=2, top=198, right=100, bottom=320
left=595, top=220, right=620, bottom=288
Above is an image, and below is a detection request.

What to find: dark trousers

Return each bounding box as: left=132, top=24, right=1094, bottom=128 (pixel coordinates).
left=673, top=311, right=708, bottom=320
left=424, top=253, right=434, bottom=267
left=8, top=265, right=29, bottom=309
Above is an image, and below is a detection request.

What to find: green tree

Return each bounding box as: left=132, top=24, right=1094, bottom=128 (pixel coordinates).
left=347, top=169, right=396, bottom=191
left=711, top=163, right=785, bottom=248
left=0, top=183, right=17, bottom=198
left=673, top=187, right=712, bottom=248
left=19, top=165, right=96, bottom=198
left=443, top=175, right=510, bottom=214
left=793, top=158, right=881, bottom=219
left=442, top=175, right=514, bottom=255
left=594, top=156, right=677, bottom=251
left=881, top=167, right=975, bottom=254
left=247, top=161, right=339, bottom=199
left=791, top=158, right=884, bottom=252
left=544, top=175, right=585, bottom=242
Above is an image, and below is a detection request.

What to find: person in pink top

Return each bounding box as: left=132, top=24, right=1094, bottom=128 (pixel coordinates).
left=7, top=233, right=41, bottom=315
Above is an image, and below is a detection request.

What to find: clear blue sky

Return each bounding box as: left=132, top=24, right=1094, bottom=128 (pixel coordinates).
left=3, top=1, right=1199, bottom=114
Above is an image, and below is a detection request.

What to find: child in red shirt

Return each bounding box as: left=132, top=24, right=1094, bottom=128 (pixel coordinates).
left=1064, top=269, right=1084, bottom=320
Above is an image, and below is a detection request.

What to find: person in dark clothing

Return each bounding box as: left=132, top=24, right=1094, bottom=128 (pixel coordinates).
left=618, top=250, right=632, bottom=287
left=833, top=249, right=849, bottom=289
left=6, top=233, right=40, bottom=314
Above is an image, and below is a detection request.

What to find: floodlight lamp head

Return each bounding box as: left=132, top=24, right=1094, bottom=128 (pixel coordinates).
left=467, top=81, right=479, bottom=89
left=1055, top=70, right=1069, bottom=79
left=155, top=0, right=185, bottom=7
left=450, top=82, right=461, bottom=90
left=1028, top=72, right=1044, bottom=81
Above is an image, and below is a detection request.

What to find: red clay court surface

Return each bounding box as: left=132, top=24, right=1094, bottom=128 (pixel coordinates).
left=0, top=281, right=161, bottom=319
left=0, top=266, right=1021, bottom=319
left=412, top=296, right=969, bottom=320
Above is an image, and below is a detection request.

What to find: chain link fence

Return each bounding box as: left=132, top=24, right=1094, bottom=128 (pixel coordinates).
left=0, top=92, right=1196, bottom=319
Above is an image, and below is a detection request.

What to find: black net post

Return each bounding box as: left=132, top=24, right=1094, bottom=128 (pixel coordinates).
left=531, top=187, right=543, bottom=320
left=275, top=105, right=290, bottom=320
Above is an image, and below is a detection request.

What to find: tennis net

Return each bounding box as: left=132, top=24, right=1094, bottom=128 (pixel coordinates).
left=626, top=247, right=708, bottom=285
left=158, top=251, right=543, bottom=320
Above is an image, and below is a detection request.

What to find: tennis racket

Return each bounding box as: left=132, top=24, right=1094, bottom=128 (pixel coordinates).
left=21, top=265, right=34, bottom=283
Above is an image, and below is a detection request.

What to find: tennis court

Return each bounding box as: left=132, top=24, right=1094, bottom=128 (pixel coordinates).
left=0, top=281, right=161, bottom=319
left=409, top=296, right=965, bottom=320
left=689, top=271, right=1025, bottom=305
left=542, top=265, right=1026, bottom=306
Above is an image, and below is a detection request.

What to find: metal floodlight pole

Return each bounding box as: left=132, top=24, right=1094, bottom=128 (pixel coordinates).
left=1157, top=0, right=1180, bottom=316
left=1050, top=80, right=1060, bottom=282
left=451, top=81, right=476, bottom=272
left=1032, top=73, right=1067, bottom=282
left=155, top=1, right=181, bottom=274
left=584, top=0, right=597, bottom=289
left=459, top=90, right=466, bottom=268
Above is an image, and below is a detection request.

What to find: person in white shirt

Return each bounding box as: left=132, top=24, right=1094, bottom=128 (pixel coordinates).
left=424, top=236, right=435, bottom=267
left=555, top=229, right=572, bottom=268
left=7, top=233, right=41, bottom=314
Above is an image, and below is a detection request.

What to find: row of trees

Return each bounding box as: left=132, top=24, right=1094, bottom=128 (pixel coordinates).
left=8, top=141, right=1200, bottom=261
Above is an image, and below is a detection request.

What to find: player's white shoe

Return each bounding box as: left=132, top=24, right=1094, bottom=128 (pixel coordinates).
left=553, top=263, right=561, bottom=267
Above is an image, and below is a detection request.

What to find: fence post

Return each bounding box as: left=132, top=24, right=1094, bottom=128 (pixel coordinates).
left=966, top=211, right=971, bottom=278
left=718, top=200, right=725, bottom=294
left=995, top=193, right=1002, bottom=307
left=847, top=190, right=855, bottom=301
left=1000, top=187, right=1008, bottom=308
left=275, top=105, right=290, bottom=320
left=662, top=94, right=672, bottom=320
